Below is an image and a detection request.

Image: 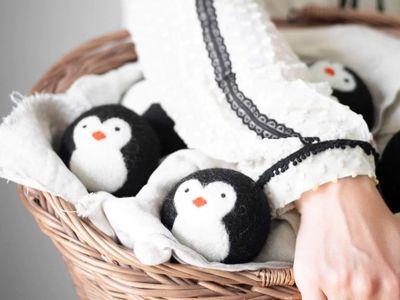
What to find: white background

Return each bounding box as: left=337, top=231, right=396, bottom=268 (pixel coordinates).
left=0, top=1, right=121, bottom=299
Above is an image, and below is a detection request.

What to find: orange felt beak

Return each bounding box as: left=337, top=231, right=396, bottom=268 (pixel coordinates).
left=92, top=131, right=106, bottom=141
left=192, top=197, right=207, bottom=208
left=324, top=67, right=335, bottom=77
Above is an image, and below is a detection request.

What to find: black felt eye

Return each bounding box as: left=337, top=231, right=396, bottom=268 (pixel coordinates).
left=221, top=193, right=226, bottom=198
left=344, top=78, right=350, bottom=83
left=184, top=188, right=189, bottom=193
left=82, top=125, right=87, bottom=129
left=115, top=127, right=120, bottom=131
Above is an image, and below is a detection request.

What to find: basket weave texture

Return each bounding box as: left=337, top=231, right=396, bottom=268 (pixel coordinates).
left=19, top=9, right=400, bottom=300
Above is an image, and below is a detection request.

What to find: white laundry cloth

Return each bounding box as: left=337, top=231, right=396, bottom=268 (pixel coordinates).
left=282, top=25, right=400, bottom=152
left=0, top=63, right=143, bottom=236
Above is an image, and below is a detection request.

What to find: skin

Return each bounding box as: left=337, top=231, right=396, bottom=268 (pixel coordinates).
left=295, top=176, right=400, bottom=299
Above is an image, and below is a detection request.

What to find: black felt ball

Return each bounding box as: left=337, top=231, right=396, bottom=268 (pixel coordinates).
left=142, top=103, right=186, bottom=157
left=332, top=67, right=375, bottom=130
left=59, top=104, right=160, bottom=197
left=309, top=60, right=375, bottom=130
left=377, top=131, right=400, bottom=213
left=161, top=168, right=271, bottom=264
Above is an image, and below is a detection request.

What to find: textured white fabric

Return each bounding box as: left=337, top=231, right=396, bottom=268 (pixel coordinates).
left=282, top=25, right=400, bottom=153
left=122, top=0, right=376, bottom=210
left=0, top=63, right=143, bottom=236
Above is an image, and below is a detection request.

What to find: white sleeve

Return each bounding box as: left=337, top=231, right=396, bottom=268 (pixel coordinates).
left=122, top=0, right=377, bottom=210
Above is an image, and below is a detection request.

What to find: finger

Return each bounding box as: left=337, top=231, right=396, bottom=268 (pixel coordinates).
left=324, top=290, right=351, bottom=300
left=322, top=273, right=353, bottom=300
left=378, top=273, right=400, bottom=300
left=349, top=274, right=380, bottom=300
left=299, top=288, right=327, bottom=300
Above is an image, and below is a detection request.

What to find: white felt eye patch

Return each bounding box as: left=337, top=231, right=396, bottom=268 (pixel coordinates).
left=174, top=179, right=236, bottom=219
left=73, top=116, right=132, bottom=150
left=309, top=60, right=356, bottom=92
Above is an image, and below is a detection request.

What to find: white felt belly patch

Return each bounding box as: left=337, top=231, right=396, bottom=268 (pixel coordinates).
left=70, top=146, right=128, bottom=193
left=172, top=216, right=230, bottom=262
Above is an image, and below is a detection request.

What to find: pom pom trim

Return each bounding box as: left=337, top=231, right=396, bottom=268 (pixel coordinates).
left=256, top=139, right=379, bottom=188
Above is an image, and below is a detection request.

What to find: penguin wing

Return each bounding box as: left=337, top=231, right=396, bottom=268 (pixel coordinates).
left=142, top=103, right=187, bottom=157
left=59, top=122, right=76, bottom=167
left=160, top=188, right=178, bottom=230
left=222, top=190, right=270, bottom=264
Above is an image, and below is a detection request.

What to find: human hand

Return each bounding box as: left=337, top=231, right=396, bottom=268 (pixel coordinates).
left=294, top=176, right=400, bottom=299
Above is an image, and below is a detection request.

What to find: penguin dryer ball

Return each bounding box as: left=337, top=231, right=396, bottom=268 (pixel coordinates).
left=308, top=60, right=375, bottom=129
left=59, top=104, right=160, bottom=197
left=161, top=168, right=271, bottom=264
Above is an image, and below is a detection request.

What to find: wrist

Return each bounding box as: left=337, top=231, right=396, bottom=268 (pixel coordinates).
left=295, top=175, right=379, bottom=215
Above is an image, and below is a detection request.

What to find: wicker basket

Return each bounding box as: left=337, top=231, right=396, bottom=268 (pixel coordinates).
left=19, top=8, right=400, bottom=300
